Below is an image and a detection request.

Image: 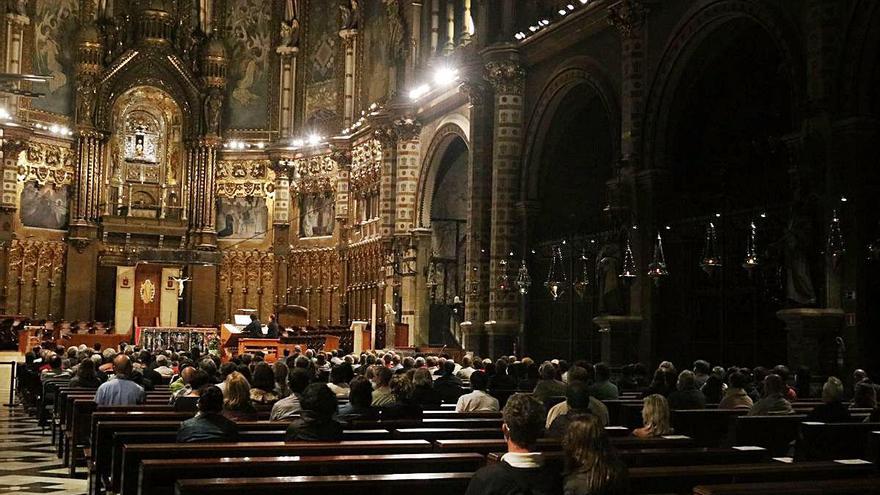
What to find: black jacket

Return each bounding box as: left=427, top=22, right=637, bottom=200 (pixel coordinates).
left=434, top=374, right=464, bottom=404
left=465, top=460, right=561, bottom=495
left=285, top=412, right=344, bottom=441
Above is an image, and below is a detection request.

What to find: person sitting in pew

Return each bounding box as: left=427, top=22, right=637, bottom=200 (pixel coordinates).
left=719, top=371, right=753, bottom=409
left=632, top=394, right=674, bottom=438
left=284, top=383, right=343, bottom=441
left=465, top=393, right=561, bottom=495
left=270, top=367, right=311, bottom=420
left=546, top=366, right=609, bottom=429
left=435, top=360, right=465, bottom=404
left=174, top=370, right=211, bottom=412
left=668, top=370, right=706, bottom=410
left=95, top=354, right=145, bottom=406
left=547, top=381, right=595, bottom=438
left=562, top=415, right=629, bottom=495
left=807, top=377, right=851, bottom=423
left=69, top=358, right=101, bottom=389
left=177, top=386, right=239, bottom=443
left=489, top=358, right=518, bottom=391
left=534, top=362, right=568, bottom=404
left=851, top=378, right=876, bottom=410
left=410, top=368, right=442, bottom=408
left=249, top=362, right=279, bottom=405
left=337, top=376, right=377, bottom=421
left=457, top=370, right=500, bottom=413
left=748, top=374, right=794, bottom=416
left=223, top=371, right=259, bottom=421
left=371, top=365, right=396, bottom=407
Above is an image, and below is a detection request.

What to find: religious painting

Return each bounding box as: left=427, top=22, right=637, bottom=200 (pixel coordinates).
left=224, top=0, right=272, bottom=129
left=216, top=196, right=268, bottom=240
left=361, top=0, right=392, bottom=105
left=304, top=0, right=341, bottom=132
left=299, top=194, right=335, bottom=238
left=32, top=0, right=79, bottom=115
left=20, top=181, right=69, bottom=230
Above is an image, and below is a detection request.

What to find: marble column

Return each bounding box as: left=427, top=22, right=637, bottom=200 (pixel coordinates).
left=276, top=46, right=299, bottom=138
left=187, top=139, right=220, bottom=249
left=339, top=29, right=358, bottom=128
left=3, top=12, right=29, bottom=114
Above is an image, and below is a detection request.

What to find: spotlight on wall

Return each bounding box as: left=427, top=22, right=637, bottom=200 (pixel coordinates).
left=0, top=108, right=10, bottom=120
left=291, top=138, right=304, bottom=147
left=307, top=134, right=322, bottom=146
left=409, top=84, right=431, bottom=100
left=433, top=66, right=459, bottom=86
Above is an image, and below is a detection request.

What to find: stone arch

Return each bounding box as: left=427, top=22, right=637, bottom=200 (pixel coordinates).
left=521, top=56, right=620, bottom=201
left=416, top=122, right=470, bottom=229
left=95, top=52, right=203, bottom=138
left=642, top=0, right=805, bottom=170
left=838, top=0, right=880, bottom=115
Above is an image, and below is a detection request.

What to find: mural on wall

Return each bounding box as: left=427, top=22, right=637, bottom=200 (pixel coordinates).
left=20, top=181, right=70, bottom=230
left=299, top=193, right=335, bottom=237
left=361, top=0, right=391, bottom=106
left=304, top=0, right=340, bottom=133
left=216, top=197, right=268, bottom=239
left=225, top=0, right=272, bottom=128
left=32, top=0, right=79, bottom=115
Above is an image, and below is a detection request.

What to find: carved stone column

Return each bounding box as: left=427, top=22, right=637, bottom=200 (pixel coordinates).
left=276, top=46, right=299, bottom=138
left=186, top=138, right=220, bottom=248
left=339, top=29, right=358, bottom=128
left=484, top=55, right=524, bottom=357
left=3, top=12, right=29, bottom=114
left=392, top=117, right=421, bottom=235
left=459, top=79, right=491, bottom=353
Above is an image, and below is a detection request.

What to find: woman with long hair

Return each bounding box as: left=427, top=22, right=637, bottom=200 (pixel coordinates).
left=633, top=394, right=673, bottom=438
left=562, top=415, right=628, bottom=495
left=222, top=371, right=258, bottom=420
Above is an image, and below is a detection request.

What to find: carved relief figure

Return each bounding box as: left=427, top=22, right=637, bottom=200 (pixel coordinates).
left=339, top=0, right=361, bottom=31
left=204, top=89, right=223, bottom=135
left=76, top=75, right=97, bottom=124
left=596, top=242, right=622, bottom=314
left=280, top=0, right=301, bottom=47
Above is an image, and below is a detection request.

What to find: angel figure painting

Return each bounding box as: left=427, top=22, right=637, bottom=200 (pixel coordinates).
left=216, top=197, right=268, bottom=240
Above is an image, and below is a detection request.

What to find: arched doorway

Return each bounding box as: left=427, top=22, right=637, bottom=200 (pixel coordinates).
left=654, top=18, right=799, bottom=367
left=525, top=80, right=616, bottom=362
left=424, top=134, right=469, bottom=346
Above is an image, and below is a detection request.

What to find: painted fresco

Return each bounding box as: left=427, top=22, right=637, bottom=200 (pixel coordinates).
left=304, top=0, right=340, bottom=131
left=216, top=196, right=268, bottom=239
left=299, top=194, right=335, bottom=237
left=362, top=0, right=391, bottom=106
left=32, top=0, right=79, bottom=115
left=225, top=0, right=272, bottom=129
left=20, top=181, right=69, bottom=230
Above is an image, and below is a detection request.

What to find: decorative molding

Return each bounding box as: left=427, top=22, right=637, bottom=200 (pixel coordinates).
left=607, top=0, right=650, bottom=37
left=485, top=61, right=525, bottom=96
left=18, top=142, right=76, bottom=185
left=216, top=159, right=274, bottom=198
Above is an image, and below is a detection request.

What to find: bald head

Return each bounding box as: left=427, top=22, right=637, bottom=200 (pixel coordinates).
left=113, top=354, right=133, bottom=377
left=181, top=366, right=197, bottom=385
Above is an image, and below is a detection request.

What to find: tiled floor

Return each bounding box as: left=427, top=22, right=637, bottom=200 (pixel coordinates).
left=0, top=352, right=87, bottom=494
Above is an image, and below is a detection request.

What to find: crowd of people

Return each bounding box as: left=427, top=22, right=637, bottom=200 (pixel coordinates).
left=16, top=341, right=880, bottom=495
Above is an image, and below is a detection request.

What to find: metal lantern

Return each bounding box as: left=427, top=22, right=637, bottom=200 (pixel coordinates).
left=742, top=220, right=760, bottom=273
left=574, top=249, right=591, bottom=298
left=827, top=209, right=845, bottom=258
left=699, top=221, right=723, bottom=274
left=498, top=257, right=511, bottom=291
left=545, top=245, right=567, bottom=301
left=515, top=260, right=531, bottom=295
left=619, top=236, right=637, bottom=285
left=646, top=232, right=669, bottom=285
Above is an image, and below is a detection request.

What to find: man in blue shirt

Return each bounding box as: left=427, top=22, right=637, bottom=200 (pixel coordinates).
left=94, top=354, right=145, bottom=406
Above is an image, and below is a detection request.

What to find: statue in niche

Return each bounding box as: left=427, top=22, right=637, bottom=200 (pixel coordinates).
left=596, top=242, right=623, bottom=315
left=777, top=203, right=817, bottom=306
left=339, top=0, right=362, bottom=31
left=9, top=0, right=26, bottom=16
left=280, top=0, right=300, bottom=48
left=203, top=89, right=223, bottom=136
left=384, top=0, right=405, bottom=62
left=75, top=76, right=97, bottom=124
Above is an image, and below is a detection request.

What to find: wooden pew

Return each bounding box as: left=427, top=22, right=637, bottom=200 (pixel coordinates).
left=672, top=409, right=748, bottom=447
left=627, top=461, right=876, bottom=494
left=693, top=478, right=880, bottom=495
left=140, top=453, right=483, bottom=495
left=870, top=431, right=880, bottom=464
left=732, top=414, right=808, bottom=455
left=348, top=417, right=502, bottom=430
left=433, top=435, right=694, bottom=454
left=120, top=440, right=434, bottom=495
left=797, top=422, right=880, bottom=461
left=392, top=427, right=502, bottom=440
left=173, top=472, right=474, bottom=495
left=486, top=446, right=769, bottom=467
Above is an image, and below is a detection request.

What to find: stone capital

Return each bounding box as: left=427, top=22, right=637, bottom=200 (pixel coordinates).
left=484, top=60, right=524, bottom=96
left=458, top=80, right=488, bottom=107
left=275, top=45, right=299, bottom=57
left=607, top=0, right=650, bottom=37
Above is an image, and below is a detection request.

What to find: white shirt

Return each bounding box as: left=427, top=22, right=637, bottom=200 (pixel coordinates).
left=455, top=389, right=500, bottom=413
left=456, top=366, right=476, bottom=380
left=501, top=452, right=544, bottom=468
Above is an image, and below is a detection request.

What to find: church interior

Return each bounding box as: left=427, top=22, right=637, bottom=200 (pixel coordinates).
left=0, top=0, right=879, bottom=494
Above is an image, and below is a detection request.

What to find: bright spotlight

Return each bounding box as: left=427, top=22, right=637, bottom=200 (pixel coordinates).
left=307, top=134, right=321, bottom=146
left=433, top=66, right=459, bottom=86
left=409, top=84, right=430, bottom=100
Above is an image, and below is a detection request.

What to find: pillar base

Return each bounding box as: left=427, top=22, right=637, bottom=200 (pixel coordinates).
left=191, top=230, right=217, bottom=250
left=484, top=320, right=518, bottom=359
left=593, top=315, right=643, bottom=366
left=777, top=308, right=844, bottom=375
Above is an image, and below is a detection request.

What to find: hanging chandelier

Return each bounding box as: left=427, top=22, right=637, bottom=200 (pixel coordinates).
left=827, top=209, right=845, bottom=259
left=498, top=257, right=511, bottom=291
left=742, top=220, right=760, bottom=273
left=515, top=259, right=531, bottom=295
left=545, top=245, right=567, bottom=301
left=574, top=248, right=591, bottom=298
left=619, top=236, right=637, bottom=285
left=646, top=232, right=668, bottom=285
left=699, top=221, right=722, bottom=274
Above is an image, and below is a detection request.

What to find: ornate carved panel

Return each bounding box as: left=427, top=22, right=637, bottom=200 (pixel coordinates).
left=215, top=159, right=274, bottom=198
left=4, top=239, right=66, bottom=319
left=217, top=249, right=276, bottom=323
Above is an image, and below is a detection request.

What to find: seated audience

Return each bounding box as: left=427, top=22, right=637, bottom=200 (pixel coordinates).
left=719, top=371, right=754, bottom=409
left=563, top=415, right=629, bottom=495
left=410, top=367, right=442, bottom=408
left=851, top=379, right=876, bottom=410
left=456, top=370, right=500, bottom=413
left=337, top=376, right=377, bottom=421
left=748, top=373, right=794, bottom=416
left=547, top=381, right=594, bottom=438
left=587, top=363, right=619, bottom=401
left=222, top=371, right=258, bottom=420
left=273, top=361, right=291, bottom=398
left=270, top=367, right=311, bottom=420
left=633, top=394, right=674, bottom=438
left=807, top=376, right=851, bottom=423
left=701, top=374, right=724, bottom=404
left=434, top=360, right=465, bottom=404
left=285, top=383, right=343, bottom=441
left=249, top=362, right=279, bottom=404
left=533, top=361, right=568, bottom=404
left=465, top=393, right=561, bottom=495
left=668, top=370, right=706, bottom=410
left=457, top=355, right=477, bottom=380
left=693, top=359, right=711, bottom=389
left=326, top=362, right=353, bottom=398
left=370, top=365, right=396, bottom=407
left=69, top=358, right=101, bottom=389
left=489, top=358, right=518, bottom=391
left=174, top=370, right=211, bottom=412
left=94, top=355, right=145, bottom=406
left=546, top=366, right=609, bottom=428
left=643, top=368, right=675, bottom=398
left=176, top=386, right=239, bottom=443
left=153, top=354, right=175, bottom=381
left=517, top=358, right=540, bottom=391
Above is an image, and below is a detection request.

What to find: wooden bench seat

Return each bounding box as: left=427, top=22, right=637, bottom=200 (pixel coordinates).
left=797, top=422, right=880, bottom=461
left=140, top=453, right=483, bottom=495
left=485, top=446, right=769, bottom=467
left=173, top=472, right=473, bottom=495
left=120, top=440, right=434, bottom=495
left=693, top=477, right=880, bottom=494
left=732, top=415, right=807, bottom=455
left=392, top=427, right=502, bottom=440
left=433, top=435, right=694, bottom=453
